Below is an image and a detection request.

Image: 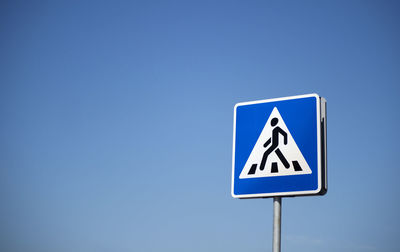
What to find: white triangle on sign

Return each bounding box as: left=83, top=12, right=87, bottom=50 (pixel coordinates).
left=239, top=107, right=312, bottom=179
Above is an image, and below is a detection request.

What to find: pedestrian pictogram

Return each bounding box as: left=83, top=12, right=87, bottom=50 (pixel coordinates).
left=239, top=107, right=312, bottom=179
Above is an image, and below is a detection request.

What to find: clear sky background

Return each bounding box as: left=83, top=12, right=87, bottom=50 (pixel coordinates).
left=1, top=1, right=399, bottom=252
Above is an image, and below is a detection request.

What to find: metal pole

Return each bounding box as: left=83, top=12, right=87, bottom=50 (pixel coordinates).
left=272, top=197, right=282, bottom=252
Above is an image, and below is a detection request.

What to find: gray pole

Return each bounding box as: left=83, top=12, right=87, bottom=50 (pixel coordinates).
left=272, top=197, right=282, bottom=252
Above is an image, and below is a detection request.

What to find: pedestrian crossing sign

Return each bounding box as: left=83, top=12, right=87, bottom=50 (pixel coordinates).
left=231, top=94, right=327, bottom=198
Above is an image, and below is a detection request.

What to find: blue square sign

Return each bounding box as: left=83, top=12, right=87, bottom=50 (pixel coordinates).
left=231, top=94, right=327, bottom=198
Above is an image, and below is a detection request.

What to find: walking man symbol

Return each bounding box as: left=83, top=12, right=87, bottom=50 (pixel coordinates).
left=260, top=117, right=290, bottom=170
left=248, top=117, right=290, bottom=174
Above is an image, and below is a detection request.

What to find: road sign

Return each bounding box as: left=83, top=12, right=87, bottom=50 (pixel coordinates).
left=231, top=93, right=327, bottom=198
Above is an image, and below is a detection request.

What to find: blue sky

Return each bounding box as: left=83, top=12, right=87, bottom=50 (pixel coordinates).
left=1, top=1, right=399, bottom=251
